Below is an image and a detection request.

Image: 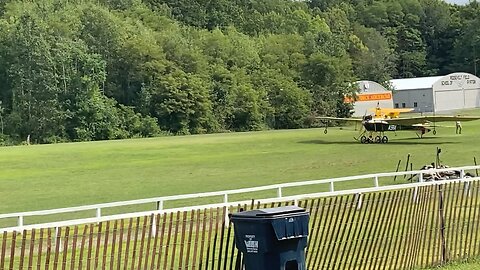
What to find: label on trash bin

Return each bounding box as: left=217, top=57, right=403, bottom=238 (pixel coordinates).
left=244, top=235, right=259, bottom=253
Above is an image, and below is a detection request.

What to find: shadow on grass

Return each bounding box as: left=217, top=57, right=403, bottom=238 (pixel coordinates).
left=299, top=137, right=459, bottom=145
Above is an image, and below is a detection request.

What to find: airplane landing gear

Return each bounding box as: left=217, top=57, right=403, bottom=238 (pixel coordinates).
left=360, top=134, right=389, bottom=144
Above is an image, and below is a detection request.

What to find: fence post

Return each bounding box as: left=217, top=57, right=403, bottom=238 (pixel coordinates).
left=151, top=214, right=157, bottom=235
left=356, top=193, right=363, bottom=210
left=438, top=185, right=448, bottom=263
left=224, top=194, right=228, bottom=204
left=55, top=227, right=62, bottom=252
left=330, top=181, right=334, bottom=192
left=277, top=187, right=282, bottom=198
left=96, top=208, right=101, bottom=219
left=17, top=215, right=23, bottom=230
left=418, top=172, right=423, bottom=183
left=156, top=200, right=164, bottom=211
left=413, top=186, right=418, bottom=203
left=374, top=176, right=379, bottom=187
left=464, top=182, right=471, bottom=197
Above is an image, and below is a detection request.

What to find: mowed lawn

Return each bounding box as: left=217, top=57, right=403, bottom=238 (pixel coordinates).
left=425, top=260, right=480, bottom=270
left=1, top=114, right=480, bottom=216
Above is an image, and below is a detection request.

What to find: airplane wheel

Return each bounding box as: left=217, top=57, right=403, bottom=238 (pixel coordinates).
left=360, top=136, right=367, bottom=144
left=324, top=129, right=328, bottom=134
left=382, top=136, right=389, bottom=144
left=375, top=136, right=382, bottom=143
left=433, top=130, right=437, bottom=135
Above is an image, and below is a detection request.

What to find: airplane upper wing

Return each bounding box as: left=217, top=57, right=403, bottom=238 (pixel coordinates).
left=315, top=116, right=363, bottom=122
left=386, top=116, right=480, bottom=125
left=369, top=108, right=414, bottom=113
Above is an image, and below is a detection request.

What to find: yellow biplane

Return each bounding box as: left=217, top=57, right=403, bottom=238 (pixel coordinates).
left=317, top=107, right=480, bottom=144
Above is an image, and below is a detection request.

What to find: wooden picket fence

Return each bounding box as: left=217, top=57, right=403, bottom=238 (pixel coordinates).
left=1, top=181, right=480, bottom=269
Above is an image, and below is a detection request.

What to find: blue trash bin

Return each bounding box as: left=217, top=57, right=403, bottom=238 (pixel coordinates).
left=230, top=205, right=309, bottom=270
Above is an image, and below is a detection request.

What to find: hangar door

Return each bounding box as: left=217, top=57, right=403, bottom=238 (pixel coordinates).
left=434, top=90, right=464, bottom=111
left=464, top=89, right=480, bottom=109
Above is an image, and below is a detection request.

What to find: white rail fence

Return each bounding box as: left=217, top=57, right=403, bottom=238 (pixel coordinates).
left=1, top=165, right=480, bottom=233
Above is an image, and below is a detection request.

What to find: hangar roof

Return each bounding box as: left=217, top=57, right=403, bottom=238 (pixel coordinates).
left=390, top=76, right=443, bottom=91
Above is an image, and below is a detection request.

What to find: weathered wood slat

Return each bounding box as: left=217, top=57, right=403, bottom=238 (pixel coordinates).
left=137, top=216, right=148, bottom=270
left=198, top=210, right=207, bottom=270
left=123, top=218, right=133, bottom=270
left=407, top=186, right=429, bottom=269
left=224, top=207, right=234, bottom=270
left=217, top=207, right=227, bottom=270
left=365, top=192, right=389, bottom=270
left=379, top=190, right=405, bottom=270
left=37, top=229, right=44, bottom=270
left=312, top=197, right=334, bottom=268
left=354, top=193, right=375, bottom=268
left=178, top=211, right=187, bottom=270
left=162, top=213, right=173, bottom=270
left=61, top=227, right=70, bottom=270
left=322, top=196, right=345, bottom=269
left=27, top=229, right=35, bottom=270
left=418, top=187, right=433, bottom=267
left=86, top=225, right=94, bottom=270
left=45, top=228, right=52, bottom=270
left=78, top=225, right=88, bottom=270
left=204, top=208, right=215, bottom=270
left=94, top=223, right=103, bottom=270
left=143, top=215, right=154, bottom=270
left=332, top=195, right=356, bottom=270
left=70, top=226, right=78, bottom=270
left=154, top=214, right=167, bottom=270
left=471, top=182, right=480, bottom=258
left=191, top=210, right=201, bottom=269
left=19, top=230, right=27, bottom=270
left=210, top=208, right=220, bottom=270
left=465, top=182, right=476, bottom=258
left=109, top=220, right=118, bottom=270
left=129, top=217, right=141, bottom=270
left=101, top=221, right=110, bottom=270
left=52, top=228, right=62, bottom=270
left=1, top=231, right=7, bottom=270
left=169, top=212, right=180, bottom=270
left=116, top=219, right=125, bottom=270
left=348, top=193, right=372, bottom=269
left=8, top=231, right=16, bottom=270
left=148, top=215, right=159, bottom=270
left=117, top=219, right=125, bottom=270
left=185, top=210, right=195, bottom=269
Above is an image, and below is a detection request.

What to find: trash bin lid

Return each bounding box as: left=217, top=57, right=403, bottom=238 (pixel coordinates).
left=231, top=206, right=306, bottom=218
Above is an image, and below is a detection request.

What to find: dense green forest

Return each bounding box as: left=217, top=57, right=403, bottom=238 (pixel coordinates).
left=0, top=0, right=479, bottom=144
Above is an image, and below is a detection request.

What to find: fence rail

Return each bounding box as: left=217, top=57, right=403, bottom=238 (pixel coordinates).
left=1, top=165, right=480, bottom=233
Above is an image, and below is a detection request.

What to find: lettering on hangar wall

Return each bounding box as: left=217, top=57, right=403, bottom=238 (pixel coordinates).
left=441, top=74, right=476, bottom=86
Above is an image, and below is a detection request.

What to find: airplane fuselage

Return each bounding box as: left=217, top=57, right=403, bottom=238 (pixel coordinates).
left=363, top=120, right=396, bottom=132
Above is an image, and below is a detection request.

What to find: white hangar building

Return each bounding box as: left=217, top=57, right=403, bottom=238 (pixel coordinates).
left=350, top=81, right=394, bottom=117
left=390, top=72, right=480, bottom=113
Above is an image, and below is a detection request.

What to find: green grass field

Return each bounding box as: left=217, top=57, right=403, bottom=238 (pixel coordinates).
left=1, top=111, right=480, bottom=217
left=1, top=111, right=480, bottom=269
left=424, top=259, right=480, bottom=269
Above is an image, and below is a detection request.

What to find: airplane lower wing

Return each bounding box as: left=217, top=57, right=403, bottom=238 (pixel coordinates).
left=386, top=116, right=480, bottom=126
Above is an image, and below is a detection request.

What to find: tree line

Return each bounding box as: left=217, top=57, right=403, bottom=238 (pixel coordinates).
left=0, top=0, right=478, bottom=144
